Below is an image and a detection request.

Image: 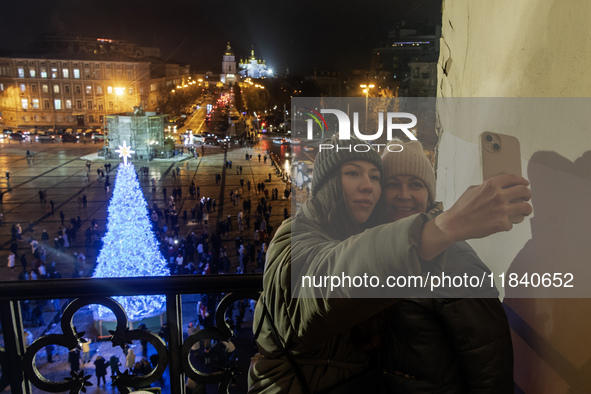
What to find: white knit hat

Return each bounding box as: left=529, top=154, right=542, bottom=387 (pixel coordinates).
left=381, top=139, right=436, bottom=205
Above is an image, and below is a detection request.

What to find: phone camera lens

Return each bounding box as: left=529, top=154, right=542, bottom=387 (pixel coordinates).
left=493, top=143, right=500, bottom=151
left=485, top=134, right=493, bottom=142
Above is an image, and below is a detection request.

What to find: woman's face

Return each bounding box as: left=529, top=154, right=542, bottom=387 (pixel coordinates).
left=340, top=160, right=381, bottom=224
left=384, top=175, right=429, bottom=221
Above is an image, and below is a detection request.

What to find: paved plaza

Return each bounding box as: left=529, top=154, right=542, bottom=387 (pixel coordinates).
left=0, top=138, right=293, bottom=281
left=0, top=137, right=294, bottom=393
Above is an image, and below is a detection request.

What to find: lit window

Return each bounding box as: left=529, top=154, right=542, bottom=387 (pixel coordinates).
left=20, top=84, right=26, bottom=92
left=54, top=99, right=62, bottom=110
left=32, top=99, right=39, bottom=109
left=51, top=68, right=58, bottom=78
left=66, top=100, right=72, bottom=109
left=21, top=98, right=28, bottom=109
left=73, top=69, right=80, bottom=79
left=97, top=85, right=103, bottom=94
left=42, top=84, right=49, bottom=93
left=86, top=85, right=92, bottom=94
left=41, top=69, right=47, bottom=78
left=0, top=83, right=4, bottom=91
left=53, top=85, right=60, bottom=94
left=18, top=67, right=25, bottom=78
left=62, top=69, right=69, bottom=78
left=84, top=68, right=90, bottom=78
left=107, top=86, right=113, bottom=94
left=29, top=67, right=36, bottom=78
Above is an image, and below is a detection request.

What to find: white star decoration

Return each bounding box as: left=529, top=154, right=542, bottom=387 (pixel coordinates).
left=115, top=141, right=135, bottom=166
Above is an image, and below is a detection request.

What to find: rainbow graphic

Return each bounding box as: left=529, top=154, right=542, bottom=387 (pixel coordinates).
left=301, top=107, right=328, bottom=135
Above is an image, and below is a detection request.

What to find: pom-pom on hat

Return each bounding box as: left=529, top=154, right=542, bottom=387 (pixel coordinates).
left=311, top=134, right=383, bottom=196
left=381, top=139, right=436, bottom=206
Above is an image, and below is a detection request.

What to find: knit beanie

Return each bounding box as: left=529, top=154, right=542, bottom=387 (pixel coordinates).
left=311, top=134, right=383, bottom=195
left=381, top=139, right=436, bottom=205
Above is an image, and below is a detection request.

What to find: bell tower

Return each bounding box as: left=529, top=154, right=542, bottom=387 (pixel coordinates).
left=221, top=42, right=237, bottom=86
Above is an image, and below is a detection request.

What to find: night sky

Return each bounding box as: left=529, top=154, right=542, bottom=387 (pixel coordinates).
left=0, top=0, right=440, bottom=74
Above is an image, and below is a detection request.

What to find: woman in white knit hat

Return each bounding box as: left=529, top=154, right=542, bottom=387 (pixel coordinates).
left=380, top=139, right=514, bottom=393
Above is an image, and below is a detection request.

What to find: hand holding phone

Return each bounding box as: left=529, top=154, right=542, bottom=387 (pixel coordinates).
left=480, top=132, right=525, bottom=224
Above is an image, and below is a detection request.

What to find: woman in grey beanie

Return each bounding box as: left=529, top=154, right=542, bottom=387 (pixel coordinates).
left=250, top=133, right=531, bottom=393
left=380, top=139, right=514, bottom=393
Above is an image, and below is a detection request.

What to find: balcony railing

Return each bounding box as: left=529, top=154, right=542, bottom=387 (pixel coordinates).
left=0, top=274, right=263, bottom=394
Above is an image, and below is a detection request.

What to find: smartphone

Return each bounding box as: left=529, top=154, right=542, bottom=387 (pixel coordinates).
left=480, top=132, right=524, bottom=223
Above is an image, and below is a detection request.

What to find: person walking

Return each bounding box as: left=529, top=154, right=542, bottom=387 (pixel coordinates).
left=68, top=348, right=81, bottom=373
left=125, top=348, right=136, bottom=371
left=94, top=355, right=109, bottom=387
left=109, top=355, right=121, bottom=380
left=7, top=252, right=15, bottom=270
left=45, top=344, right=54, bottom=363
left=81, top=338, right=92, bottom=364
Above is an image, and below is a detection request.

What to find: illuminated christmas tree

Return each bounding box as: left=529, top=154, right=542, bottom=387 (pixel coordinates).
left=92, top=141, right=169, bottom=321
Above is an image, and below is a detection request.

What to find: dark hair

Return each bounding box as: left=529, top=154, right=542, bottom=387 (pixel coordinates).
left=305, top=170, right=378, bottom=241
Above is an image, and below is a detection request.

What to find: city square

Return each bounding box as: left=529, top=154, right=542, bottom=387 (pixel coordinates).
left=1, top=0, right=591, bottom=393
left=0, top=134, right=293, bottom=393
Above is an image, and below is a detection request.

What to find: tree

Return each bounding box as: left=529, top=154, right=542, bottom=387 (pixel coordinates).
left=92, top=151, right=169, bottom=321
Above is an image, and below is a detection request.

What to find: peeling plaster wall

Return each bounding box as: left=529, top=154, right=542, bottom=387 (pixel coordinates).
left=437, top=1, right=591, bottom=392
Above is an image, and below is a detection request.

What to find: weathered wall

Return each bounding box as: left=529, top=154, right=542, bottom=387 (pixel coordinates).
left=437, top=1, right=591, bottom=392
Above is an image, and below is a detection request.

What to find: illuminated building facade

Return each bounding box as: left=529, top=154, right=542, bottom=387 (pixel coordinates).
left=238, top=46, right=272, bottom=79
left=0, top=35, right=191, bottom=130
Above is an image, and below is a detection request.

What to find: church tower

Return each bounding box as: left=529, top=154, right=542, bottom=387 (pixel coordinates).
left=221, top=42, right=237, bottom=86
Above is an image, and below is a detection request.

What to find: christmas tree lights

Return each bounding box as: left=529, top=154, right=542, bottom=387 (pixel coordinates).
left=93, top=142, right=169, bottom=321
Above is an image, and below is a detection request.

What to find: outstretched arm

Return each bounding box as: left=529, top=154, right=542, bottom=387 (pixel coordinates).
left=418, top=174, right=532, bottom=260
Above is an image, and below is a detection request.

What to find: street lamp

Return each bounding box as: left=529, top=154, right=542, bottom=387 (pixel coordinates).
left=360, top=83, right=375, bottom=132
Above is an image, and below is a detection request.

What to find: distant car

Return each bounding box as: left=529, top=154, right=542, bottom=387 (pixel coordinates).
left=9, top=132, right=25, bottom=140
left=303, top=146, right=314, bottom=152
left=36, top=133, right=55, bottom=143
left=204, top=136, right=217, bottom=145
left=61, top=134, right=78, bottom=143
left=91, top=133, right=105, bottom=141
left=192, top=134, right=205, bottom=143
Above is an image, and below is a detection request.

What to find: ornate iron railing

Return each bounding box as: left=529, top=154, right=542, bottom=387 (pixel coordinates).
left=0, top=274, right=263, bottom=394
